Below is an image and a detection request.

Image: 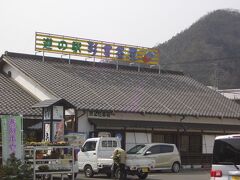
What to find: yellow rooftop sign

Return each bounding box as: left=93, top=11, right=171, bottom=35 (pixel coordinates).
left=35, top=32, right=159, bottom=65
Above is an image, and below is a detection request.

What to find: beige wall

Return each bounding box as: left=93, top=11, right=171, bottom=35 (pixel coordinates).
left=77, top=111, right=94, bottom=134
left=3, top=63, right=56, bottom=101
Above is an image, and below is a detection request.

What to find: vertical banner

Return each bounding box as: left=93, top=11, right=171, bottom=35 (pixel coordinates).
left=53, top=120, right=64, bottom=142
left=44, top=123, right=50, bottom=141
left=1, top=115, right=23, bottom=164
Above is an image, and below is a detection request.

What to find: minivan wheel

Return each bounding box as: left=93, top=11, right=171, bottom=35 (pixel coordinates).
left=84, top=165, right=94, bottom=177
left=172, top=162, right=180, bottom=173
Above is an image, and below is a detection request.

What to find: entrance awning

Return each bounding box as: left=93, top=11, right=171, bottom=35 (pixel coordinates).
left=32, top=98, right=75, bottom=109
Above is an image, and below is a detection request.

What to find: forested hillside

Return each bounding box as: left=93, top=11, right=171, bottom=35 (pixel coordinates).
left=158, top=9, right=240, bottom=89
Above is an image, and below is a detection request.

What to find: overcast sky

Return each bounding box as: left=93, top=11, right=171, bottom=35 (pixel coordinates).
left=0, top=0, right=240, bottom=56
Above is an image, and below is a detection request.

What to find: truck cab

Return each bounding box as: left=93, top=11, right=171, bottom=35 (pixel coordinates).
left=77, top=137, right=121, bottom=177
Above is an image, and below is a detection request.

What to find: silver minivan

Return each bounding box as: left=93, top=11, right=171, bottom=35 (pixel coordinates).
left=211, top=134, right=240, bottom=180
left=127, top=143, right=181, bottom=173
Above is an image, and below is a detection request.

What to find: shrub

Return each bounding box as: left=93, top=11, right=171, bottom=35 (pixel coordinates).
left=0, top=153, right=33, bottom=180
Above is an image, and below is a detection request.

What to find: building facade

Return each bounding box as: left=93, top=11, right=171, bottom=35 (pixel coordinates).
left=1, top=51, right=240, bottom=166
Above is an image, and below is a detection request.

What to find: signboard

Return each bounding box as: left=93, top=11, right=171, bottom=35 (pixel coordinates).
left=43, top=107, right=51, bottom=120
left=44, top=123, right=50, bottom=141
left=53, top=120, right=64, bottom=142
left=35, top=32, right=159, bottom=65
left=64, top=133, right=86, bottom=147
left=53, top=106, right=64, bottom=120
left=44, top=120, right=64, bottom=142
left=1, top=115, right=23, bottom=164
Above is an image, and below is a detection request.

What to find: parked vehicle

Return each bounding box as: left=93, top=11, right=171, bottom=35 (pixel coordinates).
left=210, top=134, right=240, bottom=180
left=127, top=143, right=181, bottom=173
left=78, top=137, right=119, bottom=177
left=77, top=137, right=155, bottom=179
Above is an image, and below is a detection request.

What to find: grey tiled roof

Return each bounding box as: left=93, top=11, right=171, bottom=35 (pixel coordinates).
left=2, top=52, right=240, bottom=118
left=0, top=73, right=41, bottom=116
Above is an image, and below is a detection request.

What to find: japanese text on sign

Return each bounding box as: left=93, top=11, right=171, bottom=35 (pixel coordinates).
left=35, top=32, right=159, bottom=65
left=8, top=119, right=17, bottom=153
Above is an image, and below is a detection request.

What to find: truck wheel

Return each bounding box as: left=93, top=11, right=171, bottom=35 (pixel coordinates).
left=106, top=172, right=112, bottom=178
left=114, top=168, right=120, bottom=179
left=84, top=165, right=94, bottom=178
left=137, top=172, right=148, bottom=180
left=115, top=168, right=128, bottom=180
left=171, top=162, right=180, bottom=173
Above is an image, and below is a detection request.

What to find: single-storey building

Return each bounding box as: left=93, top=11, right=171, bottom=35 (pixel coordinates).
left=1, top=51, right=240, bottom=166
left=218, top=88, right=240, bottom=104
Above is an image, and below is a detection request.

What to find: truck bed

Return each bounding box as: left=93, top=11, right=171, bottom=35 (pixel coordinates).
left=97, top=156, right=155, bottom=170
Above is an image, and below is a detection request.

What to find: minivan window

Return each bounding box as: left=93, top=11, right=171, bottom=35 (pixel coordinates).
left=127, top=144, right=146, bottom=154
left=213, top=139, right=240, bottom=165
left=148, top=145, right=161, bottom=154
left=160, top=145, right=174, bottom=153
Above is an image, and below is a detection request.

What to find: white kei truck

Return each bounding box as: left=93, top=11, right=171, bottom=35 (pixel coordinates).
left=77, top=137, right=155, bottom=179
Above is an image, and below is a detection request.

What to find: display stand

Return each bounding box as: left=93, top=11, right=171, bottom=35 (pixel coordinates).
left=24, top=145, right=76, bottom=180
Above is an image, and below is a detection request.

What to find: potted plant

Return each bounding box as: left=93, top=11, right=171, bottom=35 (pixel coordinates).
left=38, top=165, right=49, bottom=172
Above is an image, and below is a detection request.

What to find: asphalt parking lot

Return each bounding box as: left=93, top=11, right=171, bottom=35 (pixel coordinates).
left=54, top=169, right=210, bottom=180
left=145, top=169, right=210, bottom=180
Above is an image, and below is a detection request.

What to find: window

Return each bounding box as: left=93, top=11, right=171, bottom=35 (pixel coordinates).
left=190, top=135, right=201, bottom=153
left=165, top=134, right=177, bottom=144
left=65, top=115, right=75, bottom=131
left=180, top=135, right=189, bottom=152
left=180, top=135, right=201, bottom=153
left=213, top=139, right=240, bottom=164
left=127, top=144, right=146, bottom=154
left=112, top=141, right=117, bottom=147
left=152, top=134, right=177, bottom=144
left=152, top=134, right=164, bottom=143
left=153, top=133, right=201, bottom=153
left=83, top=141, right=96, bottom=151
left=160, top=145, right=174, bottom=153
left=102, top=140, right=117, bottom=148
left=108, top=141, right=113, bottom=147
left=147, top=145, right=161, bottom=154
left=102, top=141, right=107, bottom=147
